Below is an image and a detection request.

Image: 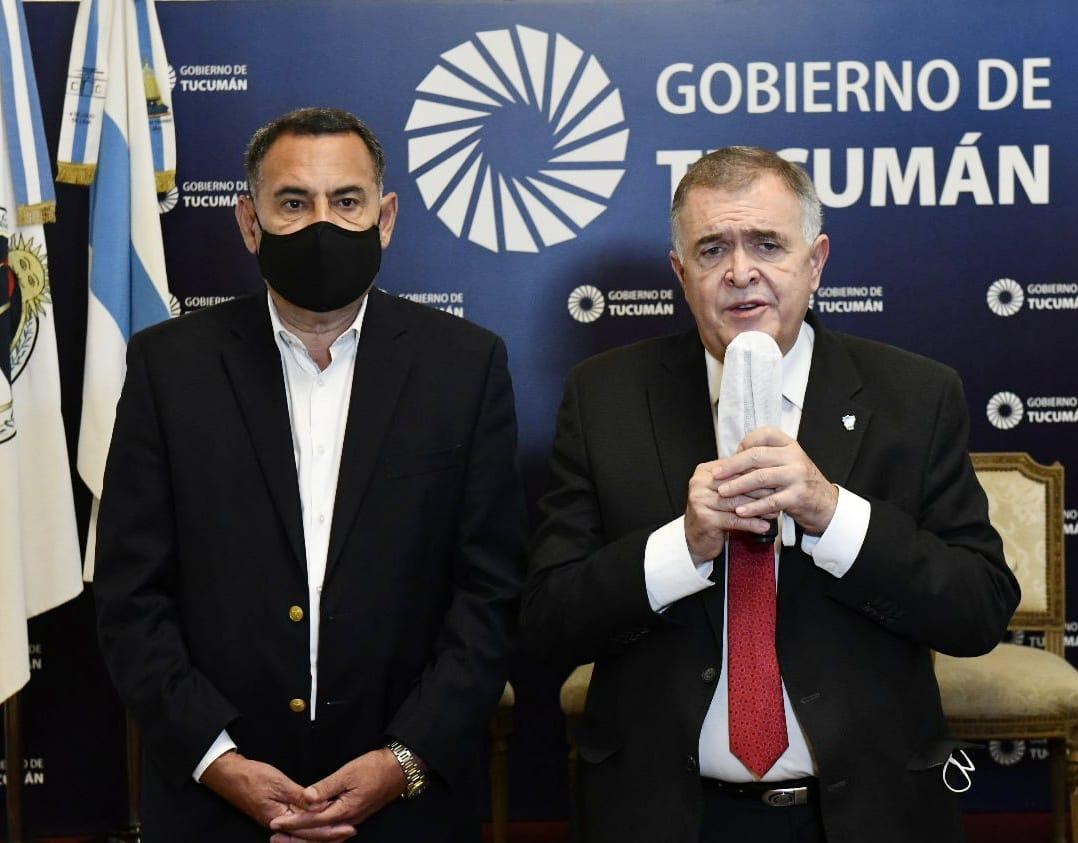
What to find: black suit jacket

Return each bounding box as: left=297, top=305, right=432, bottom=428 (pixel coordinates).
left=95, top=289, right=525, bottom=842
left=523, top=317, right=1019, bottom=843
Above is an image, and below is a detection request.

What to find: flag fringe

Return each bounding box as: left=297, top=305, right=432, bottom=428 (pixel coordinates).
left=56, top=161, right=96, bottom=186
left=155, top=169, right=175, bottom=193
left=17, top=201, right=56, bottom=226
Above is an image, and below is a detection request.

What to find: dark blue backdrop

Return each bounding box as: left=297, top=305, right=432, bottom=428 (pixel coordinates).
left=2, top=0, right=1075, bottom=834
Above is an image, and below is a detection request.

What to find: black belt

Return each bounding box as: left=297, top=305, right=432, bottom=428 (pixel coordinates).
left=706, top=776, right=817, bottom=807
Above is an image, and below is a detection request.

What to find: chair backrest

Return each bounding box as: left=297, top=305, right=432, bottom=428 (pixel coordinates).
left=971, top=452, right=1065, bottom=656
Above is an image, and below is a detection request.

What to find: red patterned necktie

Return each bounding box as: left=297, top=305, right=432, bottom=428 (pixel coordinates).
left=726, top=531, right=788, bottom=778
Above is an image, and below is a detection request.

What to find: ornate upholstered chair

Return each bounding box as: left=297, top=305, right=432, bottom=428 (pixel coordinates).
left=935, top=452, right=1077, bottom=843
left=489, top=681, right=515, bottom=843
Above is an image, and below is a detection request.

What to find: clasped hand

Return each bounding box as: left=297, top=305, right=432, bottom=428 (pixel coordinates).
left=684, top=427, right=838, bottom=564
left=201, top=747, right=407, bottom=842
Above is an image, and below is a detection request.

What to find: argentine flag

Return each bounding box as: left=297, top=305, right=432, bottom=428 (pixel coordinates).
left=76, top=0, right=174, bottom=578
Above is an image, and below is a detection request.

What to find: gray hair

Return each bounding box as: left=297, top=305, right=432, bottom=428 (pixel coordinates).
left=670, top=146, right=822, bottom=256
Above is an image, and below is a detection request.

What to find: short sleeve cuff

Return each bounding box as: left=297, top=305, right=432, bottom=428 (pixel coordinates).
left=802, top=486, right=870, bottom=578
left=644, top=516, right=714, bottom=611
left=193, top=729, right=237, bottom=782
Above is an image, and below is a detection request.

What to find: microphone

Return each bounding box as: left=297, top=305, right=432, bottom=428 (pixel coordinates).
left=716, top=332, right=782, bottom=544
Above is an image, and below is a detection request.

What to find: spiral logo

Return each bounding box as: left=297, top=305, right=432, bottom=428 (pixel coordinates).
left=568, top=285, right=605, bottom=323
left=986, top=391, right=1024, bottom=430
left=405, top=26, right=628, bottom=253
left=158, top=186, right=179, bottom=214
left=986, top=278, right=1023, bottom=317
left=988, top=739, right=1026, bottom=766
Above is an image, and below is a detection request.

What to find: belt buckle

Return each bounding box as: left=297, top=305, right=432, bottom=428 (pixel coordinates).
left=762, top=786, right=808, bottom=807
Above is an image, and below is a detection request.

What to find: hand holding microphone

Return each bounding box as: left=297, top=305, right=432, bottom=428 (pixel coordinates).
left=685, top=331, right=838, bottom=562
left=715, top=331, right=784, bottom=543
left=684, top=331, right=782, bottom=563
left=711, top=332, right=838, bottom=538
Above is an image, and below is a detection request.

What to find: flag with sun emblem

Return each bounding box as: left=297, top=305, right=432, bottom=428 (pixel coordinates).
left=0, top=194, right=29, bottom=704
left=0, top=0, right=82, bottom=704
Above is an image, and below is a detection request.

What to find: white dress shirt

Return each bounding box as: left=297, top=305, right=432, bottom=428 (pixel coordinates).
left=642, top=322, right=872, bottom=782
left=193, top=293, right=367, bottom=781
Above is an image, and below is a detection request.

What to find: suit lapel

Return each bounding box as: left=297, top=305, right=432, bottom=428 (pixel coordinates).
left=647, top=330, right=716, bottom=518
left=325, top=289, right=411, bottom=580
left=646, top=331, right=727, bottom=648
left=796, top=316, right=869, bottom=489
left=221, top=296, right=306, bottom=568
left=779, top=315, right=870, bottom=617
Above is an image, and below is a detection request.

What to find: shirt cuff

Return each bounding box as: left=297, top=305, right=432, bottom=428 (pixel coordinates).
left=802, top=486, right=870, bottom=578
left=193, top=729, right=238, bottom=782
left=644, top=516, right=715, bottom=612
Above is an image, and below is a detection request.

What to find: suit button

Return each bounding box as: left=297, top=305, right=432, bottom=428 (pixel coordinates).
left=289, top=698, right=307, bottom=714
left=701, top=667, right=718, bottom=683
left=686, top=754, right=698, bottom=773
left=288, top=605, right=304, bottom=623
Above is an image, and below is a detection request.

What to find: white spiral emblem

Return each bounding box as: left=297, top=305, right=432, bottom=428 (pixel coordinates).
left=987, top=739, right=1026, bottom=766
left=567, top=285, right=605, bottom=323
left=158, top=186, right=179, bottom=214
left=986, top=391, right=1024, bottom=430
left=986, top=278, right=1023, bottom=317
left=405, top=26, right=628, bottom=253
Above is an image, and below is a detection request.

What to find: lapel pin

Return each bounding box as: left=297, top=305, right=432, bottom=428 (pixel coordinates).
left=842, top=414, right=856, bottom=431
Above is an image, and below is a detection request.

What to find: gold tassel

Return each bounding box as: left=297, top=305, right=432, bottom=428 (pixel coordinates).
left=17, top=201, right=57, bottom=226
left=56, top=161, right=97, bottom=186
left=155, top=169, right=176, bottom=193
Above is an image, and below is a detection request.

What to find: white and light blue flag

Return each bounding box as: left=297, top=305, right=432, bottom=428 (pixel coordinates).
left=58, top=0, right=175, bottom=192
left=0, top=0, right=81, bottom=703
left=69, top=0, right=176, bottom=578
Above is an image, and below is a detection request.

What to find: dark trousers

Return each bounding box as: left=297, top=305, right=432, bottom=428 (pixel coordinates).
left=700, top=783, right=827, bottom=843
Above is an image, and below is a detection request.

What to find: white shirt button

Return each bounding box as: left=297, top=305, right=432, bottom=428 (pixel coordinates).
left=317, top=444, right=326, bottom=456
left=318, top=513, right=326, bottom=524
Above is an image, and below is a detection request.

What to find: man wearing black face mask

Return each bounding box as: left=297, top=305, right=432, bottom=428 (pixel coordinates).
left=94, top=107, right=525, bottom=843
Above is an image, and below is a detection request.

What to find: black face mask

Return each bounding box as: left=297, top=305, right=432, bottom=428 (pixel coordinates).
left=256, top=218, right=382, bottom=312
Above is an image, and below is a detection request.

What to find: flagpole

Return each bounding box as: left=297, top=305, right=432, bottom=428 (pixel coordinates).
left=104, top=711, right=141, bottom=842
left=3, top=690, right=25, bottom=843
left=118, top=712, right=142, bottom=841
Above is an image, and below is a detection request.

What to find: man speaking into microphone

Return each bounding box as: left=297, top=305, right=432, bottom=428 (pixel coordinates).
left=523, top=147, right=1019, bottom=843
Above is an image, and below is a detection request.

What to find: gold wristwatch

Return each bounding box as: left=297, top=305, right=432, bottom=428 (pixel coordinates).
left=387, top=740, right=429, bottom=798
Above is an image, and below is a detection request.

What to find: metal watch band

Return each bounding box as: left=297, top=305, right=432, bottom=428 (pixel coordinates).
left=387, top=740, right=428, bottom=798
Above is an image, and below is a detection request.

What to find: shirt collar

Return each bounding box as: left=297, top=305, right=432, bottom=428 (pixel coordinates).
left=705, top=321, right=815, bottom=409
left=266, top=290, right=368, bottom=354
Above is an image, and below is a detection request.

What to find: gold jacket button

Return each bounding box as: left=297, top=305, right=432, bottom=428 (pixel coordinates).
left=288, top=605, right=304, bottom=623
left=289, top=698, right=307, bottom=714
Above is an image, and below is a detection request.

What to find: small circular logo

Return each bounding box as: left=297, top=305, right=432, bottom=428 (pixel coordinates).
left=158, top=185, right=179, bottom=214
left=406, top=26, right=628, bottom=253
left=986, top=278, right=1023, bottom=317
left=988, top=739, right=1026, bottom=766
left=986, top=391, right=1024, bottom=430
left=568, top=285, right=605, bottom=323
